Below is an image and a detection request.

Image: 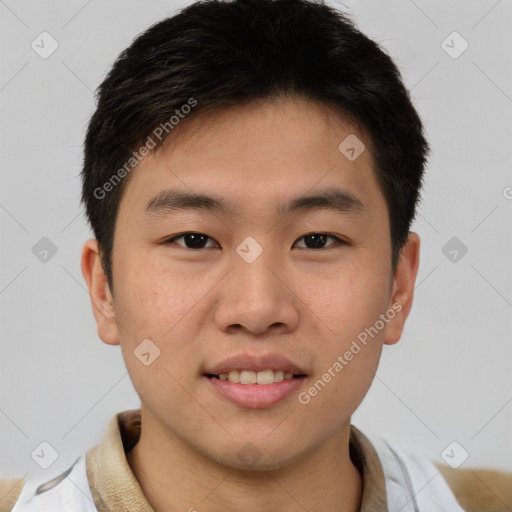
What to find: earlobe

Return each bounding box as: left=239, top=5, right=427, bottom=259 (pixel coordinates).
left=384, top=232, right=420, bottom=345
left=81, top=239, right=120, bottom=346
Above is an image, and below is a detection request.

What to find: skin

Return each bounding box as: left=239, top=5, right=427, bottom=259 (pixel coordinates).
left=81, top=96, right=420, bottom=512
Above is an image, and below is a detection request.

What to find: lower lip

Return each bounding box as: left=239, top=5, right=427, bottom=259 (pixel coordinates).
left=204, top=375, right=307, bottom=409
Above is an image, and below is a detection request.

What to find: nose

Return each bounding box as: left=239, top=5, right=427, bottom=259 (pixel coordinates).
left=213, top=245, right=300, bottom=336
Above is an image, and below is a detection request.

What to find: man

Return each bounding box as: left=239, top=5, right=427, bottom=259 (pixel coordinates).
left=2, top=0, right=511, bottom=510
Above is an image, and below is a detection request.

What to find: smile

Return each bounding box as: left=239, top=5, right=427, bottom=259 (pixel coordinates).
left=206, top=369, right=306, bottom=385
left=204, top=373, right=308, bottom=409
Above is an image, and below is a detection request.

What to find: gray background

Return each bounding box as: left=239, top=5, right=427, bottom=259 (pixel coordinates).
left=1, top=0, right=511, bottom=484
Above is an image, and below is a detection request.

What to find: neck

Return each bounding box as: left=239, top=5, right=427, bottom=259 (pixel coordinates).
left=126, top=408, right=363, bottom=512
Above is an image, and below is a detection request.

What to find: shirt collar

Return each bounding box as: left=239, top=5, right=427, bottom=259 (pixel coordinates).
left=86, top=409, right=388, bottom=512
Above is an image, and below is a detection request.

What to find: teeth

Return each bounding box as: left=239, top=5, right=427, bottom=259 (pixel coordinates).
left=227, top=370, right=240, bottom=383
left=257, top=369, right=278, bottom=385
left=217, top=369, right=297, bottom=384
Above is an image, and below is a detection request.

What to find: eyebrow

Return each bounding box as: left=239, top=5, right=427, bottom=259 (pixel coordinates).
left=144, top=187, right=364, bottom=219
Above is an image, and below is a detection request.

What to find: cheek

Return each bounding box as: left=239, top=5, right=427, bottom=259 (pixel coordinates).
left=307, top=344, right=382, bottom=425
left=295, top=327, right=383, bottom=440
left=114, top=250, right=193, bottom=328
left=113, top=251, right=218, bottom=371
left=299, top=258, right=392, bottom=336
left=298, top=258, right=390, bottom=400
left=112, top=254, right=205, bottom=411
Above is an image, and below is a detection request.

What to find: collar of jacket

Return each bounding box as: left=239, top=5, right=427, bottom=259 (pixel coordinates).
left=85, top=408, right=388, bottom=512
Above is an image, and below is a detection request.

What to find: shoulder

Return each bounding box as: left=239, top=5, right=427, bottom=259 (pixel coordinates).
left=0, top=478, right=25, bottom=512
left=435, top=462, right=512, bottom=512
left=364, top=431, right=512, bottom=512
left=0, top=456, right=96, bottom=512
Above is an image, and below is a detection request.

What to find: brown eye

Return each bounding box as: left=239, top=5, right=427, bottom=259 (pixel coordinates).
left=164, top=233, right=219, bottom=249
left=293, top=234, right=343, bottom=249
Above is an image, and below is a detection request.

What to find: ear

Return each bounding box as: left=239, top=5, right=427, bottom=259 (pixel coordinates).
left=384, top=232, right=420, bottom=345
left=81, top=239, right=120, bottom=345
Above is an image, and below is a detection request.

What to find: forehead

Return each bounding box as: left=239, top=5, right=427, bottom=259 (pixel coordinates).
left=118, top=97, right=383, bottom=219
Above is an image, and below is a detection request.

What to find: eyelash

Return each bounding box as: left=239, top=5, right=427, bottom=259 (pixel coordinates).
left=162, top=232, right=346, bottom=250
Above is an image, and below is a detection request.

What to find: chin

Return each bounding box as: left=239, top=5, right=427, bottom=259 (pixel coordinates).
left=203, top=436, right=310, bottom=473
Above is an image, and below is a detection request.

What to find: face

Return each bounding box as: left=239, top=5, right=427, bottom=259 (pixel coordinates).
left=82, top=97, right=419, bottom=470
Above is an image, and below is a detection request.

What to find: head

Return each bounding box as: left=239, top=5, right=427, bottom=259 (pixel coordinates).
left=81, top=0, right=428, bottom=469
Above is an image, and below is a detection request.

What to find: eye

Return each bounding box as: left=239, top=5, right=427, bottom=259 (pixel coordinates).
left=162, top=232, right=345, bottom=250
left=293, top=233, right=344, bottom=249
left=163, top=232, right=219, bottom=249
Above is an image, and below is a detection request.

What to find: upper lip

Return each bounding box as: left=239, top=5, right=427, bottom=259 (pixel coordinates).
left=204, top=353, right=308, bottom=375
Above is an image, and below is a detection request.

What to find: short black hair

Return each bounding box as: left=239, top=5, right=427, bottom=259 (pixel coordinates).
left=81, top=0, right=430, bottom=294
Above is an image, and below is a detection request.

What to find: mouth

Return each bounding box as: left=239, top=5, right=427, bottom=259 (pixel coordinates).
left=202, top=353, right=309, bottom=408
left=203, top=370, right=308, bottom=409
left=204, top=370, right=307, bottom=385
